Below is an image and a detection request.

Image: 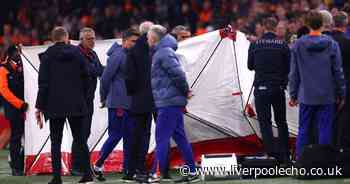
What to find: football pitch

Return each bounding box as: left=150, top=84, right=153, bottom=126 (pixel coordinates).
left=1, top=150, right=350, bottom=184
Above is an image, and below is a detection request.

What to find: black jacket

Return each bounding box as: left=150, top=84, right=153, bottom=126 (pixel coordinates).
left=125, top=34, right=155, bottom=113
left=78, top=45, right=104, bottom=113
left=248, top=32, right=291, bottom=87
left=35, top=42, right=89, bottom=118
left=331, top=30, right=350, bottom=95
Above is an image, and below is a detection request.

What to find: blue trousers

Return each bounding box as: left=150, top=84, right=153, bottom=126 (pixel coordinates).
left=96, top=108, right=132, bottom=174
left=155, top=106, right=196, bottom=174
left=296, top=104, right=335, bottom=159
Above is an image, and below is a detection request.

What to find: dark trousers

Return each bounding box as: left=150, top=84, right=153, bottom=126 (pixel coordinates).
left=296, top=104, right=334, bottom=159
left=128, top=112, right=152, bottom=175
left=50, top=116, right=91, bottom=177
left=95, top=109, right=131, bottom=174
left=334, top=96, right=350, bottom=147
left=254, top=86, right=290, bottom=162
left=71, top=112, right=93, bottom=171
left=155, top=107, right=196, bottom=174
left=8, top=113, right=24, bottom=171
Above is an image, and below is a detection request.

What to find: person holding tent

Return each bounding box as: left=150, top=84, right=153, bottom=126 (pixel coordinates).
left=35, top=26, right=93, bottom=184
left=93, top=28, right=139, bottom=182
left=146, top=25, right=199, bottom=183
left=0, top=45, right=28, bottom=176
left=289, top=11, right=346, bottom=159
left=248, top=17, right=291, bottom=165
left=70, top=27, right=104, bottom=176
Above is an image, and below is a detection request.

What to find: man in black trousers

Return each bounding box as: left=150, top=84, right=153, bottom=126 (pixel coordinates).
left=35, top=27, right=93, bottom=184
left=125, top=21, right=160, bottom=180
left=331, top=11, right=350, bottom=147
left=71, top=27, right=104, bottom=176
left=248, top=17, right=291, bottom=165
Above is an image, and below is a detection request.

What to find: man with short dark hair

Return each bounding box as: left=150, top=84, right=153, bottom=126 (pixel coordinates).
left=93, top=28, right=139, bottom=182
left=36, top=26, right=93, bottom=184
left=289, top=11, right=346, bottom=159
left=71, top=27, right=104, bottom=176
left=331, top=11, right=350, bottom=147
left=248, top=17, right=291, bottom=165
left=0, top=45, right=28, bottom=176
left=171, top=25, right=191, bottom=42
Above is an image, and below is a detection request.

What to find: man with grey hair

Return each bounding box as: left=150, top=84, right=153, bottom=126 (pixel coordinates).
left=331, top=11, right=350, bottom=147
left=146, top=25, right=199, bottom=183
left=125, top=21, right=159, bottom=181
left=71, top=27, right=104, bottom=176
left=319, top=10, right=333, bottom=35
left=171, top=25, right=192, bottom=42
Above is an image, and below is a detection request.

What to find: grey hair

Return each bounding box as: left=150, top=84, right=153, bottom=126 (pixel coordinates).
left=148, top=25, right=167, bottom=42
left=79, top=27, right=95, bottom=40
left=171, top=25, right=188, bottom=35
left=139, top=21, right=154, bottom=34
left=319, top=10, right=333, bottom=29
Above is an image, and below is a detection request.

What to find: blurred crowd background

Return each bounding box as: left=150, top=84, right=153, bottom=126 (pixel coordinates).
left=0, top=0, right=349, bottom=58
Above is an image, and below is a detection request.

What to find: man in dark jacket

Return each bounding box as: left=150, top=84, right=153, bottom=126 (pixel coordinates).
left=0, top=45, right=28, bottom=176
left=248, top=17, right=291, bottom=164
left=146, top=25, right=198, bottom=183
left=93, top=28, right=139, bottom=182
left=125, top=21, right=156, bottom=180
left=331, top=11, right=350, bottom=147
left=35, top=27, right=93, bottom=184
left=71, top=27, right=104, bottom=175
left=289, top=11, right=346, bottom=159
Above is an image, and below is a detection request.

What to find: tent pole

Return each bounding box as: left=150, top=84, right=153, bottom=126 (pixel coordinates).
left=232, top=41, right=262, bottom=141
left=190, top=38, right=223, bottom=89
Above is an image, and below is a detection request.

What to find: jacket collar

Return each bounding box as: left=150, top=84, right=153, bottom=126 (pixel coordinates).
left=262, top=32, right=277, bottom=39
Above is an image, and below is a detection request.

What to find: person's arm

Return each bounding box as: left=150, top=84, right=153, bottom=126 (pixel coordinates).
left=0, top=67, right=26, bottom=110
left=90, top=52, right=104, bottom=77
left=125, top=50, right=138, bottom=95
left=35, top=52, right=50, bottom=111
left=288, top=46, right=300, bottom=103
left=160, top=49, right=189, bottom=95
left=331, top=42, right=346, bottom=100
left=247, top=43, right=255, bottom=71
left=285, top=44, right=291, bottom=75
left=100, top=52, right=122, bottom=102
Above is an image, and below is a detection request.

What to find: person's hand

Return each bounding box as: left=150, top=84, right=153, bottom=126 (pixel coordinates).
left=289, top=99, right=298, bottom=107
left=35, top=110, right=43, bottom=129
left=336, top=97, right=345, bottom=112
left=100, top=101, right=106, bottom=108
left=187, top=90, right=194, bottom=99
left=20, top=102, right=29, bottom=112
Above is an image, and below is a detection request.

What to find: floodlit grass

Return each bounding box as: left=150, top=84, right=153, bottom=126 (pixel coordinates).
left=1, top=150, right=350, bottom=184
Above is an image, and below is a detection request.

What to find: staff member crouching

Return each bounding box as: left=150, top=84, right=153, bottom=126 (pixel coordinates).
left=35, top=27, right=93, bottom=184
left=0, top=45, right=28, bottom=176
left=71, top=27, right=104, bottom=176
left=146, top=25, right=199, bottom=183
left=93, top=28, right=139, bottom=182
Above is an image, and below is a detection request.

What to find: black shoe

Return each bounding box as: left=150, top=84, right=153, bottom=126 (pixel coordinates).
left=92, top=166, right=106, bottom=182
left=122, top=174, right=134, bottom=183
left=161, top=172, right=172, bottom=182
left=48, top=176, right=62, bottom=184
left=134, top=174, right=148, bottom=182
left=11, top=169, right=24, bottom=176
left=174, top=174, right=200, bottom=183
left=78, top=175, right=94, bottom=183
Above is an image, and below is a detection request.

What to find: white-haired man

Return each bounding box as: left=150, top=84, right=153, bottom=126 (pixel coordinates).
left=124, top=21, right=158, bottom=181
left=146, top=25, right=199, bottom=183
left=71, top=27, right=104, bottom=176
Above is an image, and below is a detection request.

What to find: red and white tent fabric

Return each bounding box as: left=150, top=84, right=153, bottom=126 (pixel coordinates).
left=22, top=30, right=298, bottom=175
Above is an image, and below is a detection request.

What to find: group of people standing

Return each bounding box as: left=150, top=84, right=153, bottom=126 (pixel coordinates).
left=32, top=21, right=198, bottom=184
left=249, top=10, right=350, bottom=165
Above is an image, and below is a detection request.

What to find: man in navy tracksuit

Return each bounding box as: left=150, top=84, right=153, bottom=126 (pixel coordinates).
left=147, top=25, right=198, bottom=183
left=248, top=17, right=291, bottom=164
left=71, top=27, right=104, bottom=175
left=289, top=11, right=346, bottom=159
left=93, top=29, right=139, bottom=182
